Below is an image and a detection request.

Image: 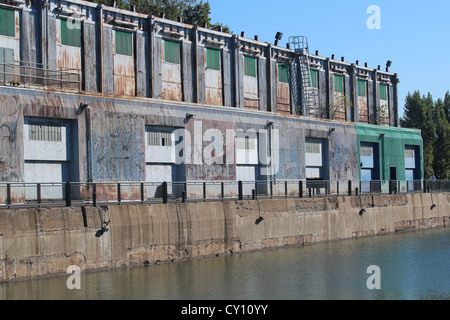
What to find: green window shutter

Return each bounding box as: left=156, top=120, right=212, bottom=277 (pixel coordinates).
left=61, top=19, right=81, bottom=48
left=116, top=30, right=132, bottom=56
left=206, top=48, right=220, bottom=70
left=164, top=40, right=180, bottom=64
left=244, top=56, right=256, bottom=77
left=278, top=64, right=289, bottom=83
left=379, top=84, right=388, bottom=100
left=309, top=69, right=318, bottom=88
left=334, top=75, right=344, bottom=93
left=0, top=8, right=15, bottom=37
left=358, top=80, right=367, bottom=97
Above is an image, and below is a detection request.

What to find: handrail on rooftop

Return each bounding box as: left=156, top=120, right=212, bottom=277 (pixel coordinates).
left=0, top=59, right=81, bottom=90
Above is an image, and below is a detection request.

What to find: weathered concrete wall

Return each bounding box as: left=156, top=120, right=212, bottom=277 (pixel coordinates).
left=0, top=192, right=448, bottom=282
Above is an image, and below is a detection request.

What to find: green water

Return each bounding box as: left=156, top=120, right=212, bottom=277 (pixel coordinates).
left=1, top=227, right=449, bottom=300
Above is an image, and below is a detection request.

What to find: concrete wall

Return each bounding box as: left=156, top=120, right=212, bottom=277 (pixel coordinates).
left=0, top=192, right=448, bottom=282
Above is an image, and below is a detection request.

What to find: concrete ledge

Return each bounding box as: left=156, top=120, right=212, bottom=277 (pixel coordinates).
left=0, top=192, right=448, bottom=282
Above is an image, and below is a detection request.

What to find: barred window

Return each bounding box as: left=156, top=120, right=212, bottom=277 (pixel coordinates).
left=147, top=129, right=173, bottom=147
left=29, top=124, right=62, bottom=141
left=405, top=148, right=414, bottom=159
left=305, top=141, right=321, bottom=154
left=236, top=135, right=256, bottom=150
left=360, top=146, right=373, bottom=157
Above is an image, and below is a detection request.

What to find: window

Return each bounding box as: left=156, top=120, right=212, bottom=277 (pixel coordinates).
left=61, top=19, right=81, bottom=47
left=206, top=48, right=220, bottom=70
left=0, top=7, right=14, bottom=37
left=164, top=39, right=180, bottom=64
left=360, top=145, right=373, bottom=157
left=379, top=84, right=388, bottom=100
left=115, top=30, right=132, bottom=56
left=29, top=124, right=62, bottom=142
left=0, top=47, right=14, bottom=82
left=305, top=141, right=321, bottom=154
left=334, top=74, right=344, bottom=93
left=309, top=69, right=318, bottom=88
left=358, top=80, right=367, bottom=97
left=147, top=129, right=173, bottom=147
left=244, top=56, right=256, bottom=77
left=278, top=64, right=289, bottom=83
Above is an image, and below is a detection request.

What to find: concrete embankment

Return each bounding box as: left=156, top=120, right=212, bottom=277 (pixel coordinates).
left=0, top=193, right=448, bottom=282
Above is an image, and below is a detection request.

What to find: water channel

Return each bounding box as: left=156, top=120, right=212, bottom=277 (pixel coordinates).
left=1, top=227, right=448, bottom=300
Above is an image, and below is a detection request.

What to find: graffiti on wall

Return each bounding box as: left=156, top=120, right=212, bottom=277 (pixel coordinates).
left=0, top=106, right=22, bottom=180
left=91, top=110, right=145, bottom=181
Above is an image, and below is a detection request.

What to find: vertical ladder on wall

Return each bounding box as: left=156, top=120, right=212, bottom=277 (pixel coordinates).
left=288, top=36, right=318, bottom=117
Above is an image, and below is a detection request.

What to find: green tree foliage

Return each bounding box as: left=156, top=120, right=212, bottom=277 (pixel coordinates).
left=90, top=0, right=231, bottom=33
left=400, top=90, right=450, bottom=179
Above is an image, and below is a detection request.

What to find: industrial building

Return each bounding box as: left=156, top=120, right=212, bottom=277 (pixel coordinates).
left=0, top=0, right=423, bottom=203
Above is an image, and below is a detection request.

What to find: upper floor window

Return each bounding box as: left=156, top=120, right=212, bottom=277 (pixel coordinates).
left=61, top=19, right=81, bottom=48
left=278, top=64, right=289, bottom=83
left=334, top=74, right=344, bottom=93
left=164, top=39, right=180, bottom=64
left=244, top=56, right=256, bottom=77
left=309, top=69, right=318, bottom=88
left=379, top=84, right=388, bottom=100
left=0, top=7, right=15, bottom=37
left=206, top=48, right=220, bottom=71
left=358, top=80, right=367, bottom=97
left=28, top=124, right=62, bottom=142
left=115, top=30, right=132, bottom=56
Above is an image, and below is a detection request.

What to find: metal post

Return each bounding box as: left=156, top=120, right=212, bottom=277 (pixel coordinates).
left=254, top=181, right=258, bottom=198
left=6, top=183, right=11, bottom=206
left=221, top=181, right=224, bottom=201
left=162, top=181, right=168, bottom=203
left=203, top=182, right=206, bottom=201
left=140, top=182, right=145, bottom=204
left=285, top=181, right=288, bottom=198
left=182, top=191, right=186, bottom=203
left=252, top=189, right=256, bottom=200
left=299, top=180, right=303, bottom=198
left=348, top=180, right=352, bottom=196
left=238, top=180, right=243, bottom=200
left=270, top=180, right=273, bottom=198
left=93, top=183, right=97, bottom=207
left=117, top=182, right=121, bottom=204
left=337, top=181, right=339, bottom=195
left=65, top=182, right=72, bottom=207
left=37, top=183, right=41, bottom=205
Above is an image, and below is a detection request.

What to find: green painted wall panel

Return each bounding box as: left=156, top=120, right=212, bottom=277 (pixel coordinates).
left=355, top=123, right=423, bottom=182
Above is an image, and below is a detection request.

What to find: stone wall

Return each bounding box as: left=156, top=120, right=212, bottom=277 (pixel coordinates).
left=0, top=192, right=448, bottom=282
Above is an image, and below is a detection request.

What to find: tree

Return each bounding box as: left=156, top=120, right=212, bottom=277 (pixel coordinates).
left=433, top=99, right=450, bottom=179
left=89, top=0, right=231, bottom=33
left=401, top=90, right=450, bottom=179
left=400, top=91, right=436, bottom=178
left=444, top=90, right=450, bottom=122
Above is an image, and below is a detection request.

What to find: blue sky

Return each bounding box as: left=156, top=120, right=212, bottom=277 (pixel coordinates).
left=208, top=0, right=450, bottom=118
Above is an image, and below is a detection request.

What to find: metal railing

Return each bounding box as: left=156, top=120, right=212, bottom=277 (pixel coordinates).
left=0, top=179, right=448, bottom=209
left=0, top=60, right=81, bottom=90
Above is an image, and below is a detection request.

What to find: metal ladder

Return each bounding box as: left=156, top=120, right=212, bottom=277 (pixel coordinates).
left=288, top=36, right=318, bottom=117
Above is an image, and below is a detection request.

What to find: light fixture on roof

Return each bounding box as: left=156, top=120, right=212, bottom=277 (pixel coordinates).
left=186, top=113, right=195, bottom=120
left=386, top=60, right=392, bottom=72
left=274, top=32, right=283, bottom=46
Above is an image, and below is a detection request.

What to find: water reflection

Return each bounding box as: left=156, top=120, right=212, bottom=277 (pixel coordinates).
left=0, top=228, right=448, bottom=300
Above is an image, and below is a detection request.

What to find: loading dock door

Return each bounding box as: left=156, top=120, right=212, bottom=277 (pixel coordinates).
left=305, top=138, right=324, bottom=180
left=360, top=142, right=380, bottom=193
